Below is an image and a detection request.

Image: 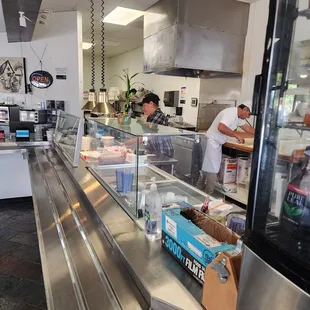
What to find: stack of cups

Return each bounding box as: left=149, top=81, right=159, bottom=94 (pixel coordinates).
left=116, top=169, right=134, bottom=193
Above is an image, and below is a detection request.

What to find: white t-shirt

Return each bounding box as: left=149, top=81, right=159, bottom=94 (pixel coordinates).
left=206, top=107, right=246, bottom=145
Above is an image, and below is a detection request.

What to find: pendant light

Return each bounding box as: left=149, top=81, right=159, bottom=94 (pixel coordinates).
left=81, top=0, right=96, bottom=111
left=92, top=0, right=116, bottom=116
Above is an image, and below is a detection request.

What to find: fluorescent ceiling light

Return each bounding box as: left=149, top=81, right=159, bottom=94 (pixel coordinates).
left=103, top=6, right=144, bottom=26
left=83, top=42, right=93, bottom=50
left=300, top=74, right=308, bottom=79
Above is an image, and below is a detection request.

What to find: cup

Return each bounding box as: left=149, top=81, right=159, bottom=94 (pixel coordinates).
left=116, top=169, right=134, bottom=193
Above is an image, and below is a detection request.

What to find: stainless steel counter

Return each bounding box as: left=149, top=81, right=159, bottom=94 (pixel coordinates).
left=0, top=140, right=51, bottom=149
left=1, top=142, right=204, bottom=309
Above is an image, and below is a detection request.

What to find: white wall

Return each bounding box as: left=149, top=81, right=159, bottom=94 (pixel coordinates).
left=105, top=47, right=201, bottom=126
left=0, top=11, right=83, bottom=117
left=240, top=0, right=269, bottom=106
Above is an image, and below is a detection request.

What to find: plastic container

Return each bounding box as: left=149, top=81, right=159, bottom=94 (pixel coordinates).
left=101, top=136, right=114, bottom=147
left=145, top=178, right=162, bottom=241
left=46, top=130, right=54, bottom=142
left=237, top=157, right=249, bottom=185
left=98, top=149, right=126, bottom=165
left=81, top=136, right=93, bottom=151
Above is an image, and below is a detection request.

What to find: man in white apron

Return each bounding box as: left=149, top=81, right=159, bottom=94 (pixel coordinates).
left=198, top=104, right=254, bottom=194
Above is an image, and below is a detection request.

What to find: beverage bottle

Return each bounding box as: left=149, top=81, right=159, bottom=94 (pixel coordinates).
left=280, top=146, right=310, bottom=239
left=145, top=178, right=162, bottom=241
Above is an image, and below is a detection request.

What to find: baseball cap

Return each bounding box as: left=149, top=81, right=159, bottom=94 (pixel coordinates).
left=238, top=104, right=251, bottom=114
left=138, top=93, right=160, bottom=106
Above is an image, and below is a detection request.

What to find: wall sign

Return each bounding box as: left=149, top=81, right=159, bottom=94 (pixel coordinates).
left=30, top=70, right=53, bottom=89
left=55, top=67, right=68, bottom=80
left=180, top=86, right=186, bottom=104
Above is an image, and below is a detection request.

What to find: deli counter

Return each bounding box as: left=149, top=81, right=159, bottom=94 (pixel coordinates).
left=0, top=111, right=245, bottom=310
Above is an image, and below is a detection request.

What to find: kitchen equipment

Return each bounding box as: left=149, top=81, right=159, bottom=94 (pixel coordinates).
left=19, top=109, right=47, bottom=124
left=176, top=107, right=183, bottom=116
left=0, top=104, right=20, bottom=123
left=163, top=91, right=179, bottom=107
left=46, top=100, right=65, bottom=126
left=197, top=101, right=236, bottom=132
left=143, top=0, right=249, bottom=78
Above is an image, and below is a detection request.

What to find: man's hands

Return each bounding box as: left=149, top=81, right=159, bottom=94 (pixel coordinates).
left=234, top=133, right=245, bottom=144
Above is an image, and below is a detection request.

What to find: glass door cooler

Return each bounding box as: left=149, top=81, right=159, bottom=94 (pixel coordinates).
left=238, top=0, right=310, bottom=309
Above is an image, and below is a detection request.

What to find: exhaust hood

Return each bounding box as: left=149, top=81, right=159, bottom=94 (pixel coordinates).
left=143, top=0, right=249, bottom=78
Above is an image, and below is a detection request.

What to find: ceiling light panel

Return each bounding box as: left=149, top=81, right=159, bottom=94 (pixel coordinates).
left=82, top=42, right=93, bottom=50
left=103, top=6, right=144, bottom=26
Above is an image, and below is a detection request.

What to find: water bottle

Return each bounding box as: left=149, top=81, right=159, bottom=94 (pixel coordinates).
left=145, top=178, right=162, bottom=241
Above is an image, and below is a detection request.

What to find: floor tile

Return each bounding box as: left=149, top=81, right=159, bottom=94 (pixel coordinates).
left=6, top=261, right=42, bottom=281
left=0, top=227, right=20, bottom=242
left=36, top=276, right=44, bottom=286
left=0, top=255, right=20, bottom=274
left=19, top=304, right=44, bottom=310
left=0, top=241, right=21, bottom=259
left=12, top=222, right=37, bottom=233
left=0, top=200, right=46, bottom=308
left=9, top=232, right=38, bottom=247
left=9, top=244, right=40, bottom=263
left=0, top=212, right=13, bottom=222
left=12, top=213, right=35, bottom=224
left=0, top=296, right=22, bottom=310
left=0, top=274, right=24, bottom=297
left=40, top=299, right=47, bottom=309
left=14, top=280, right=46, bottom=306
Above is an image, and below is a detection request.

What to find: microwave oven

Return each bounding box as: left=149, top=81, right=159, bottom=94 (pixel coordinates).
left=0, top=104, right=20, bottom=123
left=19, top=109, right=47, bottom=124
left=164, top=91, right=179, bottom=107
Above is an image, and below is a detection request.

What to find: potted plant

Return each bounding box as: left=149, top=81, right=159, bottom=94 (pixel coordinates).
left=117, top=69, right=144, bottom=125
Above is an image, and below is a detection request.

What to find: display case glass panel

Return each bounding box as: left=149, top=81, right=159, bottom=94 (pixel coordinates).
left=54, top=111, right=84, bottom=167
left=246, top=0, right=310, bottom=290
left=84, top=117, right=213, bottom=218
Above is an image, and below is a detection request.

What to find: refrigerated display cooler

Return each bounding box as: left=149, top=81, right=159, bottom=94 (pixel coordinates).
left=238, top=0, right=310, bottom=309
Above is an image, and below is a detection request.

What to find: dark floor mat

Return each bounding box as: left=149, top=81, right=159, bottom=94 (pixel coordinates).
left=0, top=198, right=46, bottom=309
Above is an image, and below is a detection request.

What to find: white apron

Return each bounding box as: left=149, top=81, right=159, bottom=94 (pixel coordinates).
left=202, top=138, right=222, bottom=173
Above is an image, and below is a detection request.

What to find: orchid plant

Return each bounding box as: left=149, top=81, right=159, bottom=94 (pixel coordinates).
left=117, top=69, right=144, bottom=113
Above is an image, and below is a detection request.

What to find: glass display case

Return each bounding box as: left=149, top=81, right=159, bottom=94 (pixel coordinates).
left=54, top=110, right=84, bottom=167
left=84, top=117, right=211, bottom=218
left=240, top=0, right=310, bottom=304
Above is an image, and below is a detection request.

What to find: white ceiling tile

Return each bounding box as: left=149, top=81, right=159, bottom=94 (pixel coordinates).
left=40, top=0, right=159, bottom=57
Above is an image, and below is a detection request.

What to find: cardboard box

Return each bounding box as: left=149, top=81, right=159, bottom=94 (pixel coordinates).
left=162, top=207, right=237, bottom=284
left=218, top=156, right=237, bottom=193
left=202, top=252, right=242, bottom=310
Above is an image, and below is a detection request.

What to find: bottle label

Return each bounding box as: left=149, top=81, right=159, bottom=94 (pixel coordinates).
left=282, top=184, right=308, bottom=226
left=145, top=210, right=158, bottom=235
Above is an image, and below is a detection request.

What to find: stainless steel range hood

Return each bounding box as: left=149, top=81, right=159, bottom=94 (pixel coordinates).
left=143, top=0, right=249, bottom=78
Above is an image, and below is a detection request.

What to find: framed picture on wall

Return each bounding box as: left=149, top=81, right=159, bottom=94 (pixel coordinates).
left=0, top=57, right=27, bottom=94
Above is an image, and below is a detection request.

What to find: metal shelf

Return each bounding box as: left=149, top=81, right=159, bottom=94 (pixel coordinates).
left=281, top=124, right=310, bottom=131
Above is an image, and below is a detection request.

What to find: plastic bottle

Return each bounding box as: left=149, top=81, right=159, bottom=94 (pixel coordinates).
left=280, top=146, right=310, bottom=239
left=145, top=178, right=162, bottom=241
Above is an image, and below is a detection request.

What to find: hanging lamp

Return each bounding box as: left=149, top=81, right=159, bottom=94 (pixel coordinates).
left=92, top=0, right=116, bottom=116
left=82, top=0, right=97, bottom=111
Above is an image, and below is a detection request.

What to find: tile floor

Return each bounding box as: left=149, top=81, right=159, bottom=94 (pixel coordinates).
left=0, top=198, right=47, bottom=309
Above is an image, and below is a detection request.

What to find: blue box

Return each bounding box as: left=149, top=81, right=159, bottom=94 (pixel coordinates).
left=162, top=208, right=236, bottom=284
